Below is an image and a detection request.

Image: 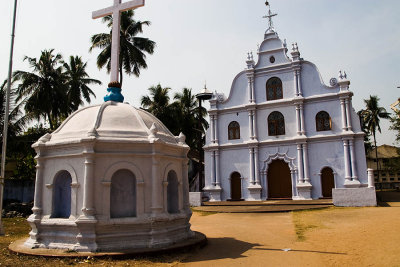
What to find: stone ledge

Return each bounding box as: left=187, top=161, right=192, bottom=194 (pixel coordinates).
left=189, top=192, right=202, bottom=207
left=9, top=231, right=207, bottom=258
left=333, top=187, right=377, bottom=207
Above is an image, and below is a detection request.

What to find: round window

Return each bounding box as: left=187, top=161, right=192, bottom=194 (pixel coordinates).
left=270, top=56, right=275, bottom=63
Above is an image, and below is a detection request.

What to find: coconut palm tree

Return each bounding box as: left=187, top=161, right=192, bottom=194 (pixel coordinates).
left=0, top=79, right=34, bottom=155
left=63, top=56, right=101, bottom=112
left=359, top=95, right=391, bottom=181
left=173, top=88, right=208, bottom=150
left=13, top=49, right=67, bottom=130
left=90, top=10, right=156, bottom=86
left=0, top=80, right=30, bottom=139
left=141, top=84, right=175, bottom=130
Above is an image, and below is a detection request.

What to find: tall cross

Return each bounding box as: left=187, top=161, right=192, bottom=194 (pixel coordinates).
left=262, top=2, right=277, bottom=31
left=93, top=0, right=145, bottom=85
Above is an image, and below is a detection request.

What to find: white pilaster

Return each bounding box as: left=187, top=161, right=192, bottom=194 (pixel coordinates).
left=252, top=110, right=257, bottom=140
left=254, top=148, right=260, bottom=185
left=249, top=112, right=254, bottom=140
left=151, top=155, right=163, bottom=215
left=297, top=69, right=303, bottom=97
left=215, top=150, right=221, bottom=186
left=294, top=70, right=299, bottom=96
left=343, top=140, right=352, bottom=182
left=82, top=154, right=95, bottom=217
left=302, top=143, right=310, bottom=183
left=210, top=115, right=215, bottom=143
left=214, top=114, right=219, bottom=144
left=349, top=138, right=358, bottom=181
left=249, top=148, right=255, bottom=184
left=251, top=77, right=256, bottom=103
left=367, top=168, right=375, bottom=188
left=32, top=158, right=43, bottom=216
left=345, top=99, right=353, bottom=131
left=297, top=144, right=304, bottom=183
left=340, top=98, right=348, bottom=131
left=296, top=105, right=301, bottom=135
left=211, top=151, right=216, bottom=185
left=300, top=104, right=305, bottom=135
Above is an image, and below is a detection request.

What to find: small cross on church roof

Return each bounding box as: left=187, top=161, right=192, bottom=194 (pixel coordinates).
left=263, top=1, right=278, bottom=32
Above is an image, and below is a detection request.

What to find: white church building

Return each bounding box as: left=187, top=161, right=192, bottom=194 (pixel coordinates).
left=203, top=4, right=370, bottom=202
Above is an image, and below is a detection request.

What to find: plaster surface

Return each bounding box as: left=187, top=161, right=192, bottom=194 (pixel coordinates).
left=333, top=188, right=377, bottom=207
left=203, top=5, right=373, bottom=205
left=25, top=102, right=195, bottom=252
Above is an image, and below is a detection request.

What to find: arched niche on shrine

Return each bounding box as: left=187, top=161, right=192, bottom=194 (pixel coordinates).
left=47, top=165, right=79, bottom=218
left=102, top=161, right=145, bottom=219
left=110, top=169, right=137, bottom=218
left=51, top=171, right=72, bottom=219
left=167, top=170, right=179, bottom=214
left=163, top=163, right=183, bottom=214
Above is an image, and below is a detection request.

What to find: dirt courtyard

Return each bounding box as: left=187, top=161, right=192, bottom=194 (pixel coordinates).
left=179, top=205, right=400, bottom=267
left=1, top=203, right=400, bottom=266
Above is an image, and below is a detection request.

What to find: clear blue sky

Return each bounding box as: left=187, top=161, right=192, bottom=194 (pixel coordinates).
left=0, top=0, right=399, bottom=145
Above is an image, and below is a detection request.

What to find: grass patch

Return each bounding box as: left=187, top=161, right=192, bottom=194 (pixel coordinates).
left=191, top=209, right=218, bottom=216
left=0, top=217, right=191, bottom=266
left=291, top=209, right=326, bottom=242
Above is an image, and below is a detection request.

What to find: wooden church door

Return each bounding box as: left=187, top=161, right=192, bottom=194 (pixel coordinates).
left=321, top=167, right=335, bottom=198
left=230, top=172, right=242, bottom=200
left=267, top=160, right=292, bottom=199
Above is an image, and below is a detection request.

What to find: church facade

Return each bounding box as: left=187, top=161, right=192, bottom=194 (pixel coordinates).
left=203, top=5, right=368, bottom=202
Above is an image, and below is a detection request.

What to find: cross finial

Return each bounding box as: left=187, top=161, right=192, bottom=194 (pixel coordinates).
left=92, top=0, right=145, bottom=102
left=263, top=1, right=278, bottom=32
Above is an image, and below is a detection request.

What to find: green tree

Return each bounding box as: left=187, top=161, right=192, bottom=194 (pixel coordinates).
left=13, top=49, right=67, bottom=130
left=63, top=56, right=101, bottom=112
left=13, top=50, right=100, bottom=130
left=359, top=95, right=391, bottom=179
left=357, top=110, right=373, bottom=154
left=90, top=10, right=156, bottom=85
left=0, top=80, right=31, bottom=143
left=11, top=124, right=50, bottom=180
left=173, top=88, right=208, bottom=151
left=389, top=98, right=400, bottom=144
left=141, top=84, right=176, bottom=132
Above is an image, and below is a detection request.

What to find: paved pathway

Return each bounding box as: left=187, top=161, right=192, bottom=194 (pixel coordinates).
left=194, top=199, right=333, bottom=213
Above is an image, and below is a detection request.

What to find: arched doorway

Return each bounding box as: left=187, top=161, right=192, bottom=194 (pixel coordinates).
left=230, top=172, right=242, bottom=201
left=51, top=171, right=72, bottom=218
left=267, top=160, right=292, bottom=199
left=321, top=167, right=335, bottom=198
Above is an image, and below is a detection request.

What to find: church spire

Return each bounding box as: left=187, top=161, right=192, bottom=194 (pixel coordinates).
left=263, top=1, right=277, bottom=33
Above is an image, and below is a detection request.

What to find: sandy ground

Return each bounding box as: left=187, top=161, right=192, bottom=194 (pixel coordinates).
left=178, top=206, right=400, bottom=267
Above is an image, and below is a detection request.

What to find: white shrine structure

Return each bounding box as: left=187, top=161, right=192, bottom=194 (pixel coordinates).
left=203, top=3, right=376, bottom=205
left=24, top=0, right=196, bottom=252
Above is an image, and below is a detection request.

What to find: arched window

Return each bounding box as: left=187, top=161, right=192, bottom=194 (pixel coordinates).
left=51, top=171, right=72, bottom=218
left=110, top=169, right=136, bottom=218
left=316, top=111, right=331, bottom=131
left=228, top=121, right=240, bottom=140
left=266, top=77, right=283, bottom=101
left=167, top=171, right=179, bottom=214
left=268, top=111, right=285, bottom=136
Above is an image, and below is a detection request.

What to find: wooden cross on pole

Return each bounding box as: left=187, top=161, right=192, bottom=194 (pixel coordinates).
left=93, top=0, right=145, bottom=85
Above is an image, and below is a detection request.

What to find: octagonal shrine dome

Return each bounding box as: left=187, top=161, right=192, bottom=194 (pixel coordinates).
left=45, top=101, right=179, bottom=145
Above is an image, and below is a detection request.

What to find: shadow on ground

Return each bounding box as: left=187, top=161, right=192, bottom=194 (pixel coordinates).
left=181, top=237, right=346, bottom=263
left=376, top=190, right=400, bottom=207
left=182, top=237, right=261, bottom=262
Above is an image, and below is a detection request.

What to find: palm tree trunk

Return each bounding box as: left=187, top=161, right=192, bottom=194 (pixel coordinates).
left=373, top=130, right=380, bottom=189
left=47, top=111, right=54, bottom=130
